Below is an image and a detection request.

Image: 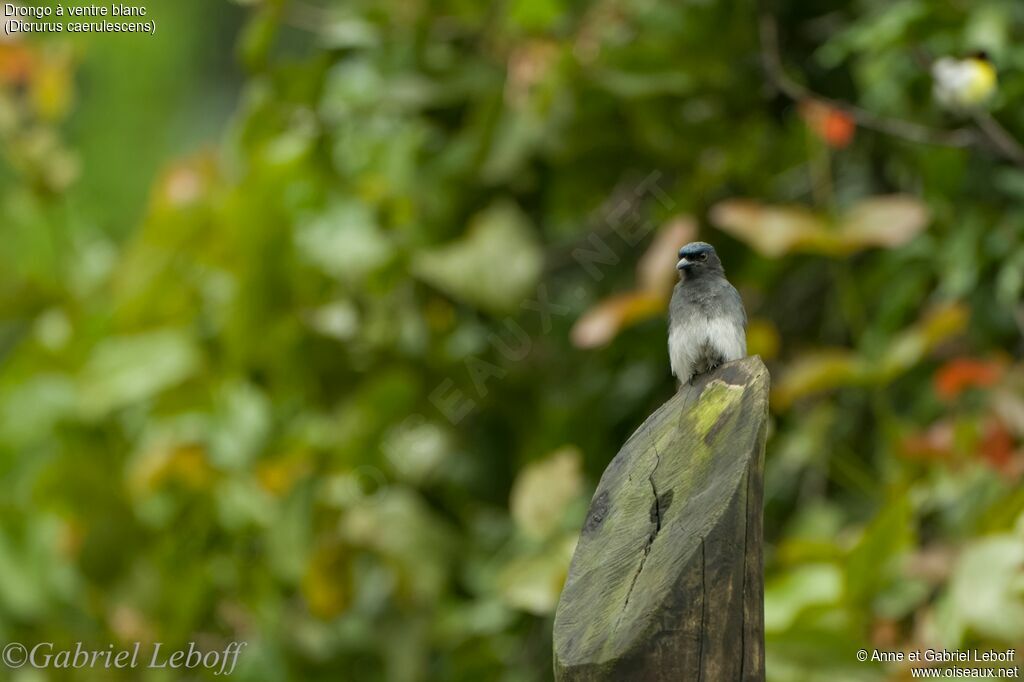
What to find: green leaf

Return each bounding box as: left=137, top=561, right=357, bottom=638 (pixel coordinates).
left=508, top=0, right=565, bottom=31
left=412, top=200, right=542, bottom=314
left=510, top=447, right=584, bottom=538
left=948, top=534, right=1024, bottom=641
left=316, top=16, right=381, bottom=50
left=78, top=329, right=201, bottom=418
left=320, top=59, right=384, bottom=120
left=496, top=534, right=576, bottom=615
left=208, top=380, right=271, bottom=470
left=0, top=374, right=76, bottom=447
left=295, top=201, right=394, bottom=283
left=845, top=497, right=914, bottom=605
left=0, top=519, right=73, bottom=620
left=764, top=563, right=843, bottom=633
left=342, top=488, right=457, bottom=603
left=381, top=418, right=453, bottom=485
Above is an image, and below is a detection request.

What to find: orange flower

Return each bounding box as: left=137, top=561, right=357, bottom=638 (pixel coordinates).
left=0, top=44, right=35, bottom=86
left=799, top=100, right=856, bottom=149
left=934, top=357, right=1003, bottom=400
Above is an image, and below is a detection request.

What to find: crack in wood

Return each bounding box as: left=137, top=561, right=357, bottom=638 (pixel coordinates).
left=698, top=536, right=706, bottom=682
left=621, top=449, right=662, bottom=610
left=648, top=453, right=663, bottom=533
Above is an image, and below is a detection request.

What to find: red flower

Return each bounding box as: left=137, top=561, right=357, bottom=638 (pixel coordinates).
left=934, top=357, right=1003, bottom=400
left=799, top=101, right=856, bottom=149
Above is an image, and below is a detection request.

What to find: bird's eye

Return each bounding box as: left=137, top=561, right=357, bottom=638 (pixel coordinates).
left=698, top=253, right=708, bottom=261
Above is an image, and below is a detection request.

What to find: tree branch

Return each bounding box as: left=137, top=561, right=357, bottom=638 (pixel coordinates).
left=756, top=13, right=1022, bottom=157
left=971, top=111, right=1024, bottom=166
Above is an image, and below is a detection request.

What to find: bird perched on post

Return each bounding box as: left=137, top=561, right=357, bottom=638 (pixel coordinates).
left=668, top=242, right=747, bottom=385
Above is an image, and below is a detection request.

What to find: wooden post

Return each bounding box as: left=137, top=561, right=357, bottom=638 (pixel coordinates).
left=553, top=357, right=769, bottom=681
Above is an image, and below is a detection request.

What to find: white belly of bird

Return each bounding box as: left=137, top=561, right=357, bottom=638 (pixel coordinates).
left=669, top=315, right=746, bottom=383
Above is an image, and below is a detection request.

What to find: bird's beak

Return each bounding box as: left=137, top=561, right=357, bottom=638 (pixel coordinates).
left=676, top=257, right=692, bottom=271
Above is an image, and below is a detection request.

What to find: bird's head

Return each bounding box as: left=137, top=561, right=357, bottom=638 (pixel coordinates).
left=676, top=242, right=723, bottom=279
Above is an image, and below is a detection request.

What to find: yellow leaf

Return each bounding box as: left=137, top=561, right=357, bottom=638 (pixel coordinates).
left=710, top=195, right=930, bottom=257
left=570, top=291, right=665, bottom=349
left=746, top=318, right=781, bottom=360
left=128, top=443, right=215, bottom=495
left=569, top=216, right=693, bottom=350
left=256, top=453, right=313, bottom=497
left=839, top=195, right=931, bottom=251
left=30, top=48, right=75, bottom=121
left=879, top=303, right=968, bottom=379
left=636, top=215, right=697, bottom=297
left=772, top=350, right=872, bottom=410
left=772, top=304, right=968, bottom=409
left=710, top=200, right=825, bottom=257
left=302, top=542, right=351, bottom=619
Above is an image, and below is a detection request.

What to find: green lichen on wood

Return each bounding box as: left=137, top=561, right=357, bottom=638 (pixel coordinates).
left=554, top=357, right=769, bottom=682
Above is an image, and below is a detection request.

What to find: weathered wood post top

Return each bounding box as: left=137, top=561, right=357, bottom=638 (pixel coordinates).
left=554, top=356, right=769, bottom=681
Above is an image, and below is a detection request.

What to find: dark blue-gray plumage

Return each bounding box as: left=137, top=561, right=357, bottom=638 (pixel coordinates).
left=668, top=242, right=747, bottom=384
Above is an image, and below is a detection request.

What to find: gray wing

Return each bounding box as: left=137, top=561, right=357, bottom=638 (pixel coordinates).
left=721, top=280, right=747, bottom=329
left=708, top=279, right=747, bottom=360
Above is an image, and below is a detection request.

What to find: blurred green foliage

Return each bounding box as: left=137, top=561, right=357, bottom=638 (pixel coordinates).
left=2, top=0, right=1024, bottom=680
